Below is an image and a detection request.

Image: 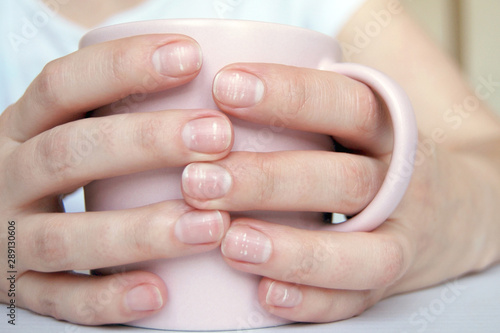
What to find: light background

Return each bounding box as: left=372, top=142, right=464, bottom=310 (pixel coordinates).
left=402, top=0, right=500, bottom=114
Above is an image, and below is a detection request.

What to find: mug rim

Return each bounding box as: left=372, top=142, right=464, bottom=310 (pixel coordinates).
left=79, top=18, right=339, bottom=49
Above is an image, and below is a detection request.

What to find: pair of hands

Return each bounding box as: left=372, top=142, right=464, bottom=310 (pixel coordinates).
left=0, top=33, right=498, bottom=325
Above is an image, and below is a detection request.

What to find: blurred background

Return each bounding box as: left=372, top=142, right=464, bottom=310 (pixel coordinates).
left=402, top=0, right=500, bottom=114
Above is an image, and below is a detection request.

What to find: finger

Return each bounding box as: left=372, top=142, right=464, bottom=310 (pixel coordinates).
left=212, top=63, right=393, bottom=155
left=220, top=220, right=412, bottom=290
left=5, top=109, right=232, bottom=205
left=4, top=34, right=202, bottom=142
left=258, top=278, right=381, bottom=323
left=19, top=200, right=229, bottom=272
left=182, top=151, right=386, bottom=216
left=15, top=271, right=167, bottom=325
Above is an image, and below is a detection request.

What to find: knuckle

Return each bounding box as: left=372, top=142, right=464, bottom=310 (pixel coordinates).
left=133, top=116, right=168, bottom=159
left=353, top=85, right=384, bottom=137
left=107, top=40, right=152, bottom=91
left=284, top=242, right=319, bottom=283
left=128, top=219, right=156, bottom=259
left=337, top=156, right=378, bottom=212
left=35, top=126, right=80, bottom=182
left=275, top=72, right=310, bottom=121
left=15, top=274, right=62, bottom=320
left=373, top=237, right=407, bottom=288
left=39, top=292, right=61, bottom=320
left=76, top=286, right=115, bottom=325
left=109, top=46, right=136, bottom=87
left=33, top=60, right=66, bottom=111
left=253, top=155, right=280, bottom=205
left=30, top=219, right=71, bottom=271
left=31, top=119, right=113, bottom=184
left=125, top=206, right=167, bottom=258
left=28, top=282, right=61, bottom=320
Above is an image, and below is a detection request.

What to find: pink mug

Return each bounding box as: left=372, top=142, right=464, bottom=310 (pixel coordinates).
left=80, top=19, right=417, bottom=331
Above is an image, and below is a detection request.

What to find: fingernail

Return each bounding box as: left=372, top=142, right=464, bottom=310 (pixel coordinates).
left=182, top=163, right=232, bottom=200
left=213, top=70, right=265, bottom=107
left=153, top=40, right=202, bottom=77
left=126, top=284, right=163, bottom=311
left=221, top=226, right=272, bottom=264
left=175, top=210, right=224, bottom=244
left=182, top=117, right=232, bottom=153
left=266, top=281, right=303, bottom=308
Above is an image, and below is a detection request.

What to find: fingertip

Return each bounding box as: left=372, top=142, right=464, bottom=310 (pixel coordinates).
left=125, top=284, right=164, bottom=312
left=257, top=278, right=305, bottom=323
left=181, top=115, right=233, bottom=154
left=15, top=270, right=170, bottom=325
left=152, top=38, right=203, bottom=78
left=174, top=210, right=230, bottom=245
left=258, top=278, right=303, bottom=310
left=103, top=270, right=169, bottom=319
left=212, top=68, right=265, bottom=108
left=258, top=277, right=274, bottom=306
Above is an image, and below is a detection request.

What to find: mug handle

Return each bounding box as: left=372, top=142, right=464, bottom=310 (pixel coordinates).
left=319, top=62, right=418, bottom=232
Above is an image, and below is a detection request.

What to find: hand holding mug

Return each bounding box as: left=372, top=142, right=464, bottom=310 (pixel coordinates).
left=202, top=62, right=457, bottom=323
left=0, top=34, right=233, bottom=325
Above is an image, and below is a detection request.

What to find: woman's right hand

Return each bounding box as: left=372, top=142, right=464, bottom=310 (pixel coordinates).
left=0, top=34, right=233, bottom=325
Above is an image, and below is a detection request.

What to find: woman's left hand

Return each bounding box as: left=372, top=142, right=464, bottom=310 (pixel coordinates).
left=181, top=62, right=500, bottom=323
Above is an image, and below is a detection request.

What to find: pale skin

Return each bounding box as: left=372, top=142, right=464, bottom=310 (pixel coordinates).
left=1, top=0, right=500, bottom=325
